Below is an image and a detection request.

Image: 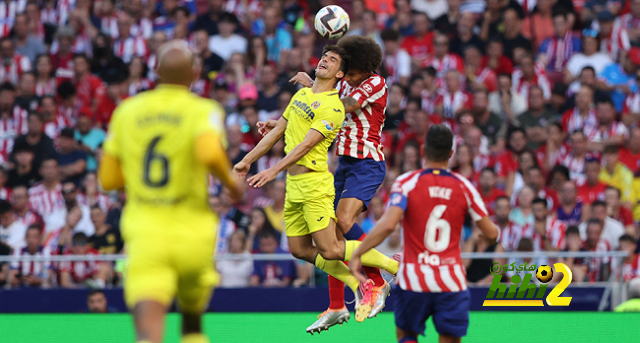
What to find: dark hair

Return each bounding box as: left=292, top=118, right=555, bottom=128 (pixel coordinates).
left=422, top=66, right=437, bottom=78
left=73, top=53, right=90, bottom=64
left=532, top=197, right=548, bottom=208
left=337, top=35, right=382, bottom=72
left=552, top=6, right=568, bottom=19
left=0, top=200, right=11, bottom=215
left=0, top=82, right=15, bottom=93
left=605, top=186, right=621, bottom=198
left=27, top=111, right=42, bottom=121
left=258, top=230, right=277, bottom=241
left=406, top=96, right=422, bottom=109
left=424, top=125, right=453, bottom=162
left=620, top=234, right=636, bottom=244
left=603, top=144, right=620, bottom=155
left=380, top=28, right=400, bottom=42
left=87, top=289, right=105, bottom=298
left=247, top=36, right=268, bottom=66
left=497, top=73, right=512, bottom=81
left=390, top=83, right=407, bottom=95
left=517, top=237, right=534, bottom=252
left=591, top=200, right=607, bottom=209
left=26, top=224, right=42, bottom=234
left=172, top=6, right=190, bottom=17
left=586, top=218, right=603, bottom=228
left=566, top=225, right=580, bottom=236
left=72, top=232, right=88, bottom=242
left=218, top=12, right=238, bottom=25
left=495, top=195, right=511, bottom=204
left=528, top=165, right=543, bottom=175
left=550, top=165, right=570, bottom=181
left=481, top=167, right=496, bottom=175
left=580, top=66, right=596, bottom=76
left=548, top=122, right=563, bottom=132
left=57, top=81, right=76, bottom=100
left=322, top=45, right=350, bottom=74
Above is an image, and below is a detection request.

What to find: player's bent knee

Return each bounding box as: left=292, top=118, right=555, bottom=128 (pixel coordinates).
left=317, top=245, right=343, bottom=260
left=336, top=214, right=355, bottom=234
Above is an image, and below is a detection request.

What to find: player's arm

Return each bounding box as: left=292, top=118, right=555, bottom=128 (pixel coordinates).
left=247, top=129, right=324, bottom=188
left=235, top=116, right=287, bottom=178
left=98, top=154, right=125, bottom=191
left=195, top=132, right=242, bottom=202
left=341, top=96, right=362, bottom=113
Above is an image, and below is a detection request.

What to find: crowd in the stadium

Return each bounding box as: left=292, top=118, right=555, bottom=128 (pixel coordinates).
left=0, top=0, right=639, bottom=289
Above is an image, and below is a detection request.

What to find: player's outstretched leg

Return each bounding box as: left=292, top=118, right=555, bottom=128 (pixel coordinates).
left=132, top=301, right=166, bottom=343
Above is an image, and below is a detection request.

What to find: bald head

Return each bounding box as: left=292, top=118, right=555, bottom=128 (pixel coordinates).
left=156, top=41, right=195, bottom=87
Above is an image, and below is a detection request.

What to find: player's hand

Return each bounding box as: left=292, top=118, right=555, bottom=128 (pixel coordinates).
left=247, top=169, right=277, bottom=188
left=256, top=119, right=278, bottom=136
left=348, top=255, right=367, bottom=284
left=233, top=161, right=250, bottom=181
left=289, top=72, right=313, bottom=87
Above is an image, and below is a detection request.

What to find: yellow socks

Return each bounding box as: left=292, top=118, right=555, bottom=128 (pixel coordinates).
left=344, top=241, right=399, bottom=275
left=181, top=333, right=210, bottom=343
left=314, top=254, right=360, bottom=292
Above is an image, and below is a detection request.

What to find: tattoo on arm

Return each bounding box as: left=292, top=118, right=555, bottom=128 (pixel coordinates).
left=342, top=96, right=361, bottom=113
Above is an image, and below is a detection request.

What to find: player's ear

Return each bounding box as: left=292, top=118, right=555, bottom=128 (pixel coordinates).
left=336, top=69, right=344, bottom=80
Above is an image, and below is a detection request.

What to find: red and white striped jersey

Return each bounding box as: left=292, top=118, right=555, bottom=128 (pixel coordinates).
left=621, top=254, right=640, bottom=282
left=147, top=53, right=157, bottom=80
left=131, top=17, right=154, bottom=40
left=43, top=112, right=72, bottom=141
left=28, top=182, right=65, bottom=217
left=74, top=74, right=106, bottom=110
left=336, top=74, right=387, bottom=161
left=525, top=217, right=567, bottom=251
left=59, top=248, right=101, bottom=284
left=466, top=67, right=498, bottom=92
left=10, top=246, right=51, bottom=277
left=225, top=0, right=262, bottom=26
left=498, top=221, right=526, bottom=252
left=390, top=168, right=488, bottom=293
left=541, top=31, right=579, bottom=73
left=384, top=49, right=411, bottom=85
left=0, top=0, right=26, bottom=37
left=57, top=99, right=83, bottom=126
left=421, top=53, right=465, bottom=87
left=35, top=79, right=56, bottom=97
left=56, top=0, right=76, bottom=25
left=614, top=13, right=640, bottom=32
left=434, top=89, right=472, bottom=121
left=40, top=6, right=57, bottom=25
left=114, top=36, right=148, bottom=63
left=49, top=32, right=92, bottom=56
left=590, top=122, right=629, bottom=142
left=600, top=26, right=631, bottom=63
left=511, top=67, right=552, bottom=104
left=100, top=15, right=119, bottom=39
left=76, top=192, right=111, bottom=214
left=560, top=107, right=598, bottom=137
left=128, top=78, right=155, bottom=96
left=0, top=108, right=26, bottom=157
left=190, top=78, right=210, bottom=98
left=257, top=155, right=286, bottom=180
left=623, top=92, right=640, bottom=115
left=536, top=142, right=569, bottom=168
left=583, top=239, right=611, bottom=282
left=15, top=209, right=44, bottom=229
left=558, top=152, right=595, bottom=186
left=0, top=186, right=10, bottom=200
left=420, top=88, right=437, bottom=114
left=0, top=55, right=31, bottom=85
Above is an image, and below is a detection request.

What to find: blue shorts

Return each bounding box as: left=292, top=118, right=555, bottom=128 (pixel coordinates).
left=393, top=286, right=470, bottom=337
left=333, top=156, right=386, bottom=210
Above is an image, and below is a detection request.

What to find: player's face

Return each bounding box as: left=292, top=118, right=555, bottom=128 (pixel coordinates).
left=344, top=69, right=370, bottom=88
left=315, top=51, right=344, bottom=80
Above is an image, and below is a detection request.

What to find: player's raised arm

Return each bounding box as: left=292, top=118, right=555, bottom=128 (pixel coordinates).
left=234, top=116, right=287, bottom=179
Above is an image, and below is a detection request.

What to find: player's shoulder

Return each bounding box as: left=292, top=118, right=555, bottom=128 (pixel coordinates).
left=391, top=170, right=423, bottom=192
left=359, top=74, right=386, bottom=91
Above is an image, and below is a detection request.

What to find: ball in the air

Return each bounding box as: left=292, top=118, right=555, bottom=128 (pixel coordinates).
left=314, top=5, right=350, bottom=40
left=536, top=265, right=553, bottom=283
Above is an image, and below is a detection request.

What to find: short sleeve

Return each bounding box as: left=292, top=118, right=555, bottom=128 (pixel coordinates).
left=194, top=100, right=227, bottom=148
left=310, top=102, right=344, bottom=138
left=347, top=76, right=386, bottom=108
left=459, top=177, right=488, bottom=221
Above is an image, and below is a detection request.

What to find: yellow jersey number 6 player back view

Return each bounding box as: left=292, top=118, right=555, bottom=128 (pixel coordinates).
left=98, top=41, right=242, bottom=343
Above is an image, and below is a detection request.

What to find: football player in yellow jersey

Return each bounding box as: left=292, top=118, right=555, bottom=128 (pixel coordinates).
left=98, top=41, right=242, bottom=343
left=233, top=45, right=400, bottom=323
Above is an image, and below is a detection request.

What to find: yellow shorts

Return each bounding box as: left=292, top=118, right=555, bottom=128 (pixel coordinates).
left=284, top=171, right=337, bottom=237
left=121, top=207, right=219, bottom=314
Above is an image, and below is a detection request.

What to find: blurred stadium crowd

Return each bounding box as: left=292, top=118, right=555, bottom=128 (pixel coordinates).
left=0, top=0, right=638, bottom=290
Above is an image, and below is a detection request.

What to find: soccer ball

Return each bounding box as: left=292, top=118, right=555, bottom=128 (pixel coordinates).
left=536, top=265, right=553, bottom=283
left=314, top=5, right=350, bottom=40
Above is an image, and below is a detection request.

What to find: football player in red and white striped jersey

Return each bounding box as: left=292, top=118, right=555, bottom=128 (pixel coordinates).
left=350, top=125, right=498, bottom=343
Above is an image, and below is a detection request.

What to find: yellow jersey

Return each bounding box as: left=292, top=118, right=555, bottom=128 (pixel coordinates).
left=282, top=87, right=344, bottom=172
left=599, top=163, right=634, bottom=205
left=102, top=84, right=226, bottom=216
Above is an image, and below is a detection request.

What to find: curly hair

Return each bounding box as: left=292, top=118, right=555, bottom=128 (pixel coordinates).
left=337, top=35, right=383, bottom=73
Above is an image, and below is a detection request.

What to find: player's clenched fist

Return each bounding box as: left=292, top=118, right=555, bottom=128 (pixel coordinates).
left=256, top=119, right=278, bottom=136
left=289, top=72, right=313, bottom=87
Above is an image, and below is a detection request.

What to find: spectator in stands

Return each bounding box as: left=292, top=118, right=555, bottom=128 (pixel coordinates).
left=105, top=191, right=124, bottom=233
left=24, top=2, right=56, bottom=48
left=499, top=8, right=532, bottom=61
left=519, top=87, right=557, bottom=150
left=34, top=55, right=55, bottom=97
left=0, top=199, right=27, bottom=251
left=399, top=140, right=422, bottom=174
left=452, top=143, right=478, bottom=186
left=208, top=12, right=246, bottom=62
left=620, top=128, right=640, bottom=174
left=57, top=81, right=81, bottom=126
left=422, top=32, right=464, bottom=84
left=604, top=187, right=635, bottom=237
left=75, top=115, right=104, bottom=172
left=361, top=196, right=385, bottom=233
left=522, top=0, right=554, bottom=49
left=262, top=180, right=284, bottom=232
left=7, top=141, right=40, bottom=188
left=560, top=225, right=588, bottom=283
left=510, top=185, right=535, bottom=228
left=12, top=112, right=55, bottom=169
left=249, top=231, right=295, bottom=287
left=565, top=29, right=613, bottom=85
left=349, top=10, right=383, bottom=49
left=87, top=289, right=117, bottom=312
left=463, top=224, right=497, bottom=285
left=29, top=158, right=65, bottom=221
left=463, top=44, right=497, bottom=92
left=488, top=73, right=527, bottom=125
left=88, top=205, right=122, bottom=255
left=512, top=54, right=552, bottom=105
left=496, top=128, right=527, bottom=191
left=0, top=83, right=24, bottom=158
left=472, top=89, right=504, bottom=149
left=596, top=10, right=630, bottom=64
left=538, top=8, right=580, bottom=82
left=579, top=200, right=625, bottom=250
left=126, top=56, right=154, bottom=97
left=216, top=230, right=253, bottom=288
left=588, top=98, right=629, bottom=153
left=566, top=67, right=611, bottom=109
left=59, top=232, right=108, bottom=288
left=531, top=197, right=567, bottom=251
left=482, top=37, right=514, bottom=76
left=95, top=75, right=127, bottom=127
left=401, top=12, right=434, bottom=68
left=56, top=128, right=87, bottom=185
left=560, top=130, right=592, bottom=185
left=580, top=218, right=612, bottom=282
left=381, top=29, right=411, bottom=87
left=49, top=26, right=76, bottom=79
left=90, top=33, right=127, bottom=82
left=450, top=11, right=484, bottom=57
left=219, top=187, right=250, bottom=233
left=78, top=173, right=110, bottom=213
left=8, top=225, right=50, bottom=288
left=194, top=30, right=223, bottom=77
left=246, top=207, right=280, bottom=253
left=619, top=234, right=640, bottom=282
left=510, top=150, right=537, bottom=199
left=257, top=64, right=280, bottom=116
left=557, top=181, right=586, bottom=227
left=15, top=72, right=39, bottom=112
left=599, top=145, right=634, bottom=209
left=72, top=54, right=105, bottom=113
left=577, top=158, right=607, bottom=205
left=597, top=47, right=640, bottom=113
left=261, top=6, right=292, bottom=64
left=113, top=12, right=147, bottom=64
left=434, top=69, right=472, bottom=128
left=478, top=168, right=506, bottom=216
left=11, top=185, right=43, bottom=229
left=0, top=37, right=31, bottom=86
left=59, top=180, right=95, bottom=239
